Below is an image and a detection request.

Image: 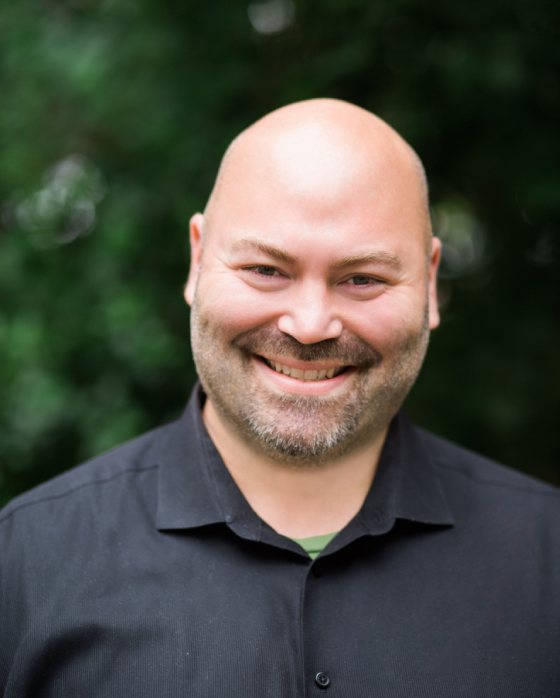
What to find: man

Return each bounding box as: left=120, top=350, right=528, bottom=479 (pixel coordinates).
left=1, top=99, right=559, bottom=696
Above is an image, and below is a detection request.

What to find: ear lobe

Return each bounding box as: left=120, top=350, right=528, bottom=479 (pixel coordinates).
left=184, top=213, right=205, bottom=306
left=428, top=237, right=442, bottom=330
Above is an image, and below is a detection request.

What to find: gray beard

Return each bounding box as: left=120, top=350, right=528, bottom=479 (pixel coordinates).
left=242, top=393, right=363, bottom=463
left=199, top=358, right=420, bottom=468
left=191, top=301, right=429, bottom=468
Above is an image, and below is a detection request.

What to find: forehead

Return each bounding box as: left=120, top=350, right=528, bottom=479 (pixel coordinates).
left=219, top=122, right=404, bottom=205
left=204, top=121, right=428, bottom=258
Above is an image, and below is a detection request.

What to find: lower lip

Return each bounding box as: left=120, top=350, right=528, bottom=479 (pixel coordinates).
left=253, top=357, right=355, bottom=396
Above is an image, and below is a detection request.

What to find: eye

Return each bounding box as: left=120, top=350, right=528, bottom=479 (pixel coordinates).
left=239, top=265, right=290, bottom=289
left=349, top=275, right=375, bottom=286
left=243, top=265, right=284, bottom=278
left=344, top=275, right=382, bottom=287
left=337, top=273, right=387, bottom=298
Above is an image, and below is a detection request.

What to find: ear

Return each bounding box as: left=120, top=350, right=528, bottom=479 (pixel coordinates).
left=184, top=213, right=205, bottom=306
left=427, top=236, right=442, bottom=330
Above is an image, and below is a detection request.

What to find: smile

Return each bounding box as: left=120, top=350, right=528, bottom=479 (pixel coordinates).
left=259, top=357, right=348, bottom=382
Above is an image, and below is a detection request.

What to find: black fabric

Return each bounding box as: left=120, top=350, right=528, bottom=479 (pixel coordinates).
left=1, top=386, right=559, bottom=697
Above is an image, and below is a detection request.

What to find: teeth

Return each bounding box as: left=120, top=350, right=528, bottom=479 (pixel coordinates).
left=266, top=360, right=343, bottom=381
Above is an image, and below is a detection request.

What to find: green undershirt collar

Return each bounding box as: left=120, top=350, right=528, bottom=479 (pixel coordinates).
left=292, top=531, right=338, bottom=560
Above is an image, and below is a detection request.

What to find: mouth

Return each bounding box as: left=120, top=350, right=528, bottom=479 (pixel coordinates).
left=257, top=356, right=350, bottom=382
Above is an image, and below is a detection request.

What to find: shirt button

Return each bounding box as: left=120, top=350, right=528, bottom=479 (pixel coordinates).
left=315, top=672, right=331, bottom=689
left=312, top=563, right=324, bottom=577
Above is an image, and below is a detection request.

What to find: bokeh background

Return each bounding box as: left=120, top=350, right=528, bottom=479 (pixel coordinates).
left=1, top=0, right=559, bottom=505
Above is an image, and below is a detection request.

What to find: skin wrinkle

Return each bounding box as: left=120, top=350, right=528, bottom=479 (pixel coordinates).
left=234, top=327, right=381, bottom=369
left=231, top=238, right=404, bottom=274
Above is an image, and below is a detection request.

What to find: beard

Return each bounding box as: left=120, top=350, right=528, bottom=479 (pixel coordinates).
left=190, top=301, right=430, bottom=466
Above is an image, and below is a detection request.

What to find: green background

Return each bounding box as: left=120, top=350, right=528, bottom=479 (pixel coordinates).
left=1, top=0, right=559, bottom=504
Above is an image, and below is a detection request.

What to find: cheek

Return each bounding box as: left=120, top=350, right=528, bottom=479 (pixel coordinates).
left=346, top=295, right=426, bottom=349
left=196, top=276, right=278, bottom=336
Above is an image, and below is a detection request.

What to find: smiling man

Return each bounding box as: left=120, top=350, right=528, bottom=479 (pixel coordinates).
left=1, top=99, right=559, bottom=697
left=185, top=100, right=440, bottom=539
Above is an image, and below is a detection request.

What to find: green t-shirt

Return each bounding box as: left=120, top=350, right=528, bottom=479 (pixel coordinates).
left=292, top=531, right=338, bottom=560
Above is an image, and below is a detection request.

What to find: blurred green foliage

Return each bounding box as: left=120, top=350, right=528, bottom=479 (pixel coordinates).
left=1, top=0, right=559, bottom=504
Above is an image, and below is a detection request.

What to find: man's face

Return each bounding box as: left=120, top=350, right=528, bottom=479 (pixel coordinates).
left=185, top=123, right=440, bottom=464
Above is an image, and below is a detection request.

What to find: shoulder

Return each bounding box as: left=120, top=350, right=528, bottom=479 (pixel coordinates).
left=0, top=420, right=175, bottom=527
left=419, top=426, right=559, bottom=496
left=415, top=425, right=560, bottom=527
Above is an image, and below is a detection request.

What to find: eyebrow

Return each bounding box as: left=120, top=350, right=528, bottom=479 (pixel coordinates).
left=331, top=251, right=402, bottom=272
left=231, top=238, right=296, bottom=265
left=231, top=237, right=402, bottom=272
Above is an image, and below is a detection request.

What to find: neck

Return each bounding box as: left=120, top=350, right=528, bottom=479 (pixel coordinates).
left=202, top=400, right=387, bottom=539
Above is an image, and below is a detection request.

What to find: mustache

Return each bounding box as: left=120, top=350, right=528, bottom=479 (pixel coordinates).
left=233, top=327, right=381, bottom=367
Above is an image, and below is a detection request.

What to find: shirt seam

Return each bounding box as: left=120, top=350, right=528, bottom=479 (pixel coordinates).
left=0, top=464, right=158, bottom=524
left=433, top=458, right=560, bottom=498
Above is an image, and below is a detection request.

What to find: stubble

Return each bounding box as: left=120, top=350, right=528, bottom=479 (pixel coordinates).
left=190, top=300, right=430, bottom=467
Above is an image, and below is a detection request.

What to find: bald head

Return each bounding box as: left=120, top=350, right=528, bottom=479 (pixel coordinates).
left=204, top=99, right=431, bottom=246
left=185, top=98, right=442, bottom=467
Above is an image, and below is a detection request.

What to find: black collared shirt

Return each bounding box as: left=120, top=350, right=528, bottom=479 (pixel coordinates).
left=1, top=387, right=559, bottom=697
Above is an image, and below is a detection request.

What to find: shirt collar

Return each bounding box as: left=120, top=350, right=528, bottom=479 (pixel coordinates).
left=156, top=385, right=454, bottom=537
left=156, top=386, right=259, bottom=532
left=355, top=411, right=455, bottom=534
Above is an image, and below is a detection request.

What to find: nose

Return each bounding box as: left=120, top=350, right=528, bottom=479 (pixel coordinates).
left=277, top=284, right=343, bottom=344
